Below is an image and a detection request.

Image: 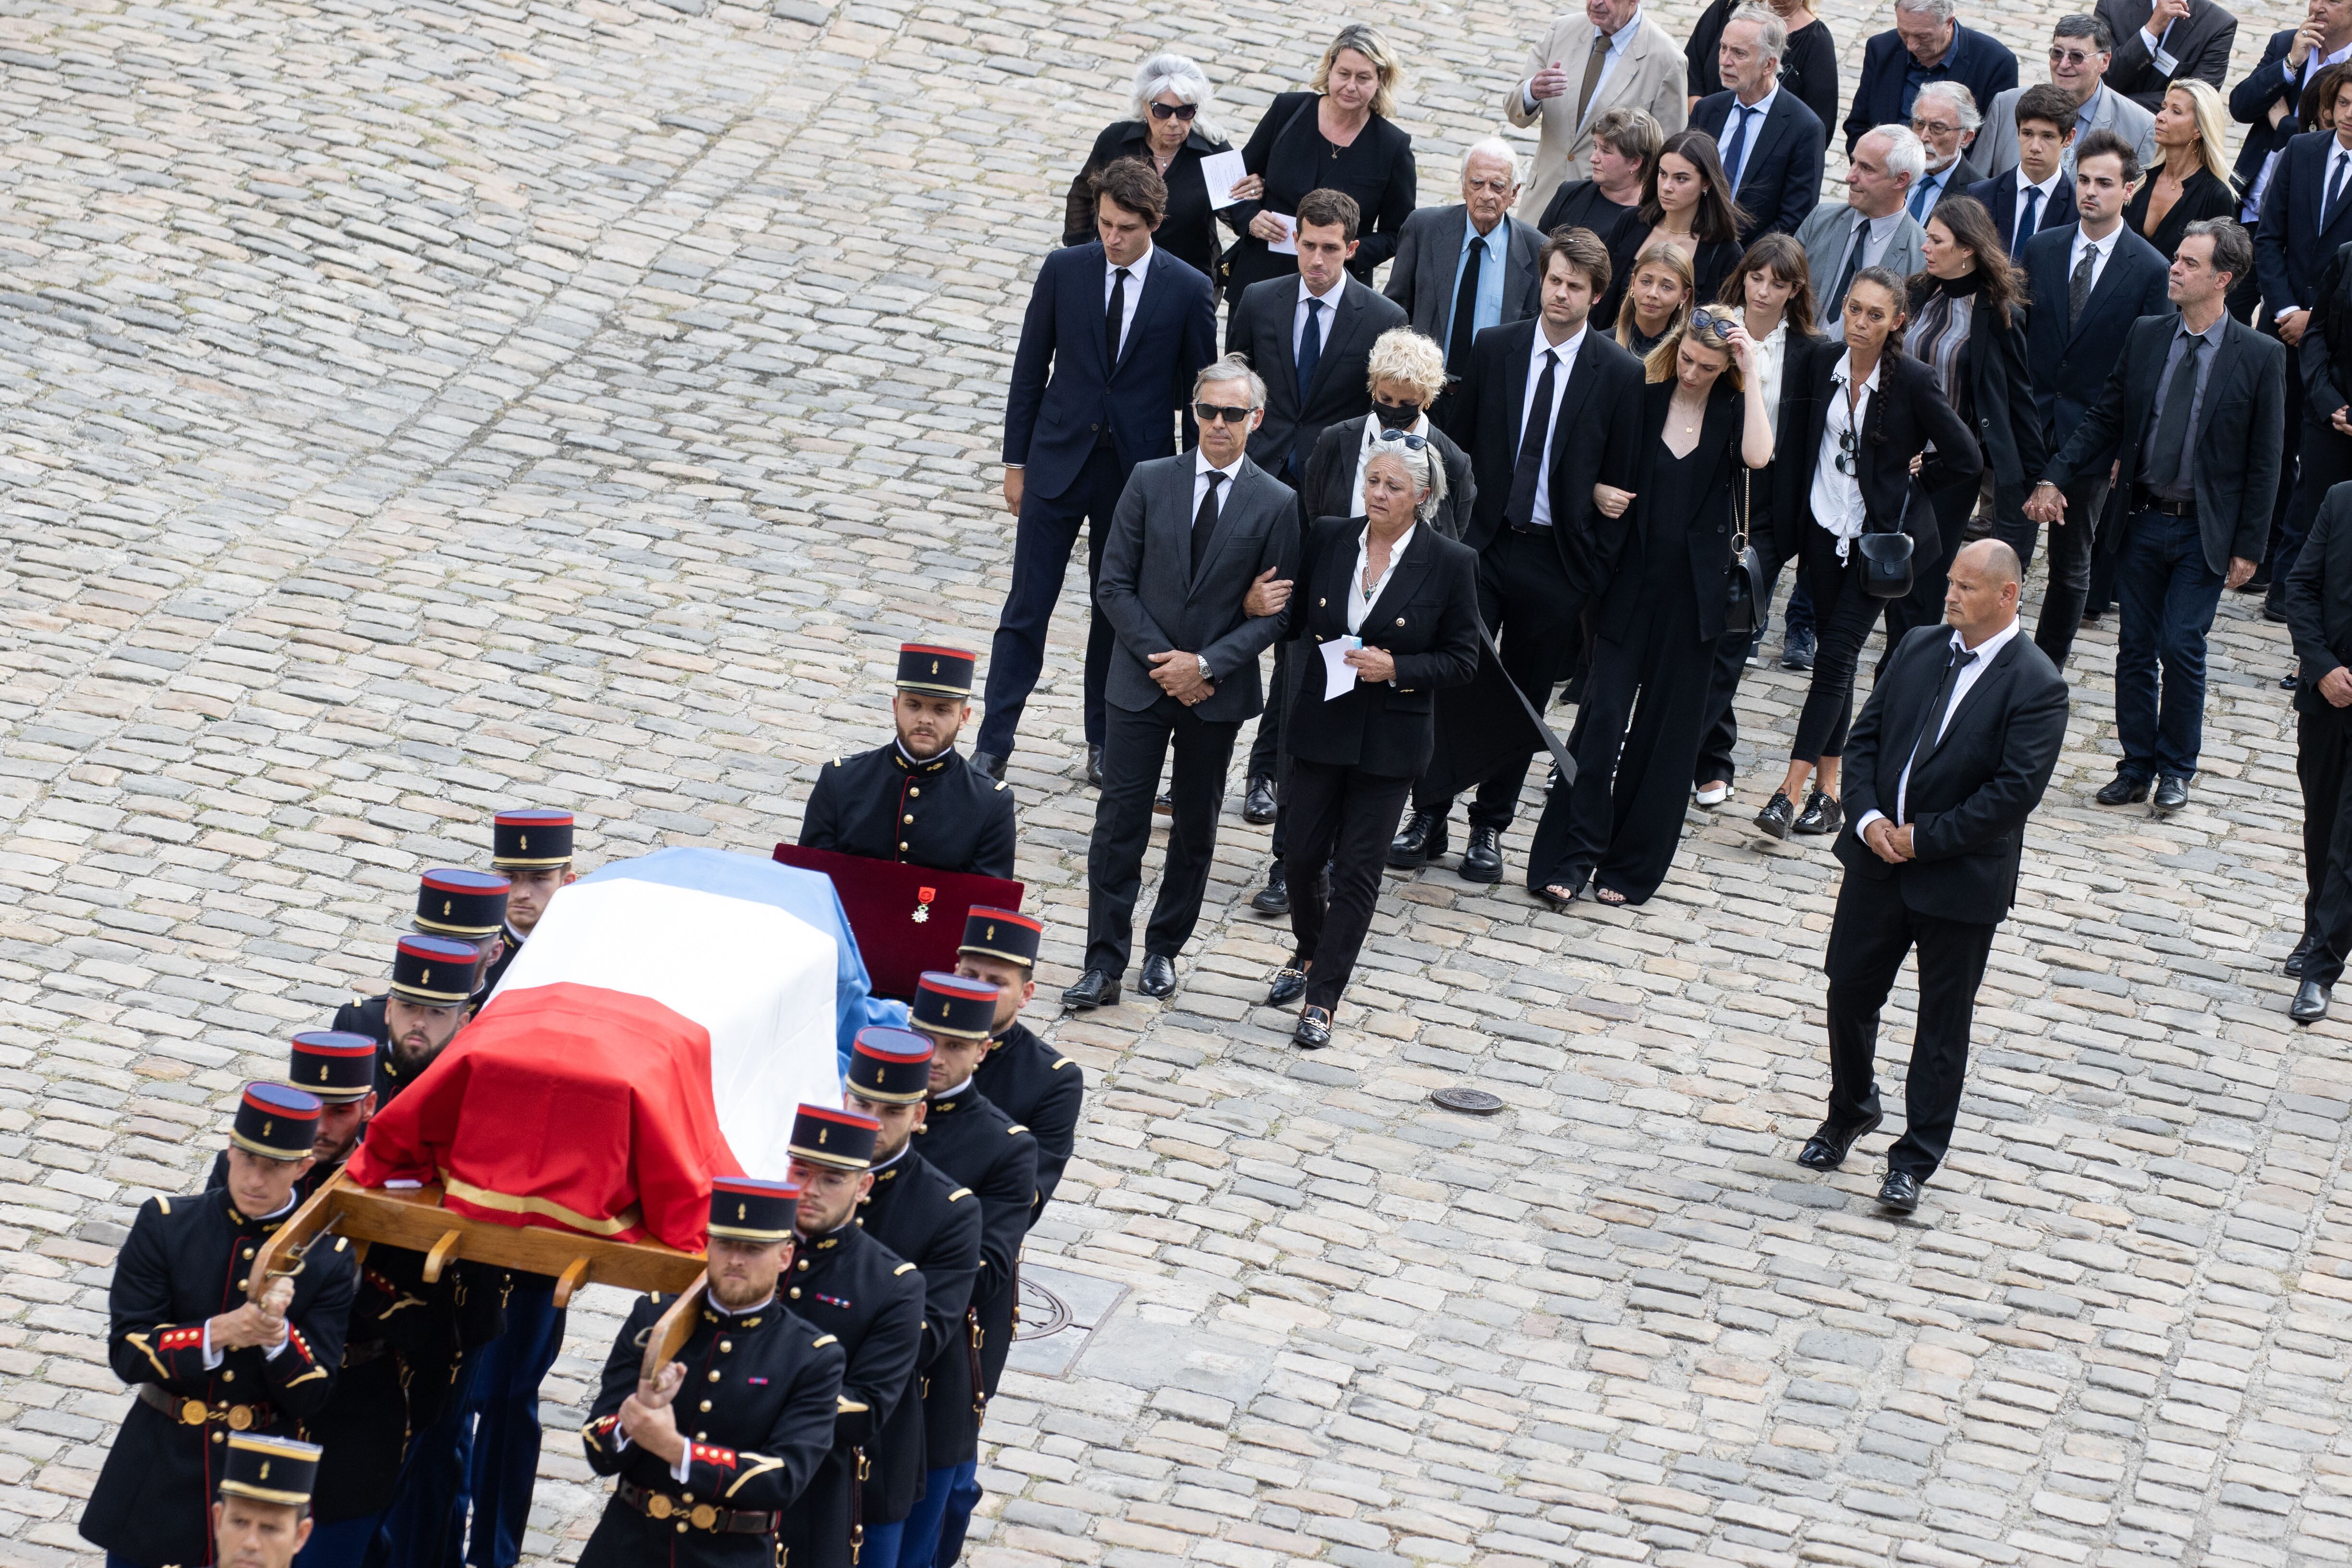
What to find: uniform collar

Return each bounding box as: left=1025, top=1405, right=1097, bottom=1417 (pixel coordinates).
left=225, top=1186, right=300, bottom=1229
left=702, top=1291, right=775, bottom=1323
left=928, top=1078, right=976, bottom=1111
left=892, top=741, right=954, bottom=776
left=868, top=1145, right=910, bottom=1178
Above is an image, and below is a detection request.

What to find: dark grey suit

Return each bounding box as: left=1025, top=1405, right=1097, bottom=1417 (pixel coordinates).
left=1087, top=451, right=1301, bottom=977
left=1227, top=275, right=1409, bottom=481
left=1381, top=205, right=1543, bottom=345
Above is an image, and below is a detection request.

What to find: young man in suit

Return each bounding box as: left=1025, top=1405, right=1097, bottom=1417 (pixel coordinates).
left=2228, top=0, right=2352, bottom=228
left=1391, top=228, right=1644, bottom=884
left=1382, top=140, right=1545, bottom=441
left=1691, top=5, right=1827, bottom=242
left=1976, top=13, right=2158, bottom=177
left=2029, top=222, right=2282, bottom=814
left=1842, top=0, right=2018, bottom=157
left=1505, top=0, right=1690, bottom=215
left=2099, top=0, right=2238, bottom=111
left=1795, top=125, right=1929, bottom=335
left=984, top=158, right=1217, bottom=785
left=1795, top=541, right=2070, bottom=1214
left=1065, top=355, right=1301, bottom=1008
left=2019, top=127, right=2174, bottom=666
left=1906, top=81, right=1988, bottom=214
left=2285, top=478, right=2352, bottom=1019
left=1965, top=84, right=2080, bottom=256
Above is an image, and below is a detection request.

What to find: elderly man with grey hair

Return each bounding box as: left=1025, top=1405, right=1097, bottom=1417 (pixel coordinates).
left=1841, top=0, right=2018, bottom=156
left=1381, top=137, right=1546, bottom=440
left=1973, top=12, right=2157, bottom=180
left=1797, top=124, right=1931, bottom=335
left=1905, top=80, right=1987, bottom=215
left=1692, top=3, right=1828, bottom=240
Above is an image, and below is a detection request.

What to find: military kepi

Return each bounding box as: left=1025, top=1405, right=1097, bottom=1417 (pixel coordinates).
left=959, top=905, right=1041, bottom=968
left=219, top=1432, right=322, bottom=1507
left=790, top=1104, right=880, bottom=1170
left=414, top=868, right=510, bottom=938
left=912, top=970, right=997, bottom=1039
left=389, top=934, right=480, bottom=1006
left=289, top=1031, right=377, bottom=1103
left=232, top=1083, right=323, bottom=1161
left=847, top=1026, right=934, bottom=1104
left=707, top=1175, right=799, bottom=1243
left=493, top=807, right=575, bottom=870
left=896, top=642, right=977, bottom=698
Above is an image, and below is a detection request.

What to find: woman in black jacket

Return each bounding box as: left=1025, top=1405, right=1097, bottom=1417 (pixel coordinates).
left=1526, top=308, right=1776, bottom=907
left=1266, top=437, right=1479, bottom=1047
left=1891, top=198, right=2044, bottom=655
left=1062, top=54, right=1238, bottom=281
left=1224, top=24, right=1418, bottom=304
left=2123, top=81, right=2241, bottom=262
left=1298, top=328, right=1476, bottom=538
left=1754, top=268, right=1982, bottom=842
left=1597, top=128, right=1744, bottom=330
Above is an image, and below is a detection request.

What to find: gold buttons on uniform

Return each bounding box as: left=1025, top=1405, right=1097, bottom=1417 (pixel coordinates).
left=719, top=1340, right=732, bottom=1353
left=899, top=842, right=908, bottom=852
left=798, top=1259, right=809, bottom=1270
left=904, top=814, right=914, bottom=824
left=790, top=1287, right=802, bottom=1299
left=1318, top=597, right=1327, bottom=606
left=707, top=1370, right=721, bottom=1383
left=908, top=787, right=919, bottom=797
left=222, top=1370, right=234, bottom=1383
left=700, top=1399, right=712, bottom=1412
left=242, top=1247, right=255, bottom=1259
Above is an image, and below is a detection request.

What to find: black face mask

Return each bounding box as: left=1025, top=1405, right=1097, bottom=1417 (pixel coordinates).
left=1373, top=398, right=1422, bottom=430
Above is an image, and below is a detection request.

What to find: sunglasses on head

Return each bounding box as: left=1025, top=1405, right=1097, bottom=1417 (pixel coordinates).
left=1194, top=400, right=1253, bottom=424
left=1687, top=307, right=1735, bottom=342
left=1375, top=427, right=1430, bottom=451
left=1149, top=101, right=1199, bottom=121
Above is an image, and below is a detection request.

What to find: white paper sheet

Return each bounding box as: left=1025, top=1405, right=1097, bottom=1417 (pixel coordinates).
left=1320, top=636, right=1362, bottom=700
left=1200, top=150, right=1249, bottom=210
left=1265, top=211, right=1298, bottom=255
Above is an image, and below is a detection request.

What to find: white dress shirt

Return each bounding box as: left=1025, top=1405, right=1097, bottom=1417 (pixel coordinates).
left=1295, top=272, right=1347, bottom=359
left=1856, top=615, right=2022, bottom=835
left=1349, top=413, right=1432, bottom=516
left=1104, top=243, right=1154, bottom=361
left=1808, top=352, right=1878, bottom=554
left=1719, top=85, right=1778, bottom=192
left=2067, top=222, right=2123, bottom=300
left=1520, top=323, right=1587, bottom=528
left=1347, top=523, right=1416, bottom=635
left=1194, top=447, right=1246, bottom=520
left=1753, top=320, right=1789, bottom=436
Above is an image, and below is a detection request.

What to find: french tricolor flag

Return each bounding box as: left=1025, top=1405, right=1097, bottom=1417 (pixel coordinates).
left=348, top=848, right=906, bottom=1250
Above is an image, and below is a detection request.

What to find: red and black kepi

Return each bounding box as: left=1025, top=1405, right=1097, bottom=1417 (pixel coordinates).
left=846, top=1026, right=933, bottom=1104
left=414, top=868, right=510, bottom=939
left=911, top=971, right=997, bottom=1040
left=789, top=1104, right=881, bottom=1170
left=220, top=1433, right=322, bottom=1507
left=707, top=1175, right=799, bottom=1243
left=896, top=642, right=977, bottom=699
left=232, top=1082, right=324, bottom=1161
left=389, top=934, right=480, bottom=1006
left=958, top=905, right=1040, bottom=969
left=493, top=808, right=575, bottom=870
left=289, top=1031, right=377, bottom=1103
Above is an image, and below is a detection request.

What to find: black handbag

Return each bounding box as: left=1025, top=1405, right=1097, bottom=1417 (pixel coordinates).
left=1858, top=487, right=1916, bottom=599
left=1725, top=469, right=1765, bottom=634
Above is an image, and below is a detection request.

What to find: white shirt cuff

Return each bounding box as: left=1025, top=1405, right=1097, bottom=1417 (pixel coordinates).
left=1523, top=82, right=1540, bottom=114
left=611, top=1431, right=692, bottom=1483
left=1854, top=809, right=1888, bottom=837
left=2140, top=31, right=2179, bottom=72
left=199, top=1321, right=287, bottom=1368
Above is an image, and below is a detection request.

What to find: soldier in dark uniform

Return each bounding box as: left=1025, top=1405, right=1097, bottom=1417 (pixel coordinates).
left=413, top=867, right=510, bottom=1012
left=775, top=1106, right=926, bottom=1568
left=211, top=1432, right=324, bottom=1568
left=203, top=1031, right=377, bottom=1204
left=956, top=907, right=1085, bottom=1225
left=332, top=933, right=477, bottom=1109
left=81, top=1085, right=357, bottom=1568
left=901, top=973, right=1037, bottom=1568
left=480, top=807, right=576, bottom=997
left=800, top=643, right=1017, bottom=879
left=841, top=1027, right=982, bottom=1568
left=580, top=1177, right=845, bottom=1567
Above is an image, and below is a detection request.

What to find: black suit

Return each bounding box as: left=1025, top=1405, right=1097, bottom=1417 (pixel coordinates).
left=1280, top=516, right=1480, bottom=1012
left=2294, top=242, right=2352, bottom=590
left=1692, top=88, right=1827, bottom=241
left=2099, top=0, right=2238, bottom=110
left=1687, top=0, right=1844, bottom=134
left=1226, top=93, right=1418, bottom=301
left=1823, top=622, right=2068, bottom=1181
left=1966, top=169, right=2077, bottom=256
left=1227, top=274, right=1408, bottom=482
left=2228, top=28, right=2325, bottom=216
left=1418, top=320, right=1645, bottom=827
left=1843, top=23, right=2019, bottom=155
left=2287, top=483, right=2352, bottom=975
left=2256, top=129, right=2352, bottom=321
left=1299, top=417, right=1477, bottom=540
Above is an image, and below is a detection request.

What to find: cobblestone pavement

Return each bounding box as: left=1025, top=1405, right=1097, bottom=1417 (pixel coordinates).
left=0, top=0, right=2337, bottom=1561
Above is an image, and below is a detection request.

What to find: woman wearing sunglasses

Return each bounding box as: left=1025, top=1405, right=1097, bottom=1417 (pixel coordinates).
left=1524, top=305, right=1774, bottom=907
left=1062, top=54, right=1240, bottom=282
left=1266, top=436, right=1480, bottom=1047
left=1754, top=268, right=1981, bottom=842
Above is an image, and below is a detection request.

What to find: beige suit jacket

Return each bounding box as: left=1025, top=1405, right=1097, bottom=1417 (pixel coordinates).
left=1505, top=9, right=1690, bottom=215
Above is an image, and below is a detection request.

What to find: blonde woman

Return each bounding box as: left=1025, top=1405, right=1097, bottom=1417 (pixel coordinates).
left=1062, top=54, right=1237, bottom=278
left=1614, top=239, right=1696, bottom=357
left=2123, top=79, right=2239, bottom=260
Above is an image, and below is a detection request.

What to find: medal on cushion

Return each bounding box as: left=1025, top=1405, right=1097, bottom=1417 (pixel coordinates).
left=913, top=886, right=935, bottom=924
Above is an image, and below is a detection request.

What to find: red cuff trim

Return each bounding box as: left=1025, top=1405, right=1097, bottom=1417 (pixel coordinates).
left=692, top=1444, right=738, bottom=1469
left=160, top=1327, right=203, bottom=1352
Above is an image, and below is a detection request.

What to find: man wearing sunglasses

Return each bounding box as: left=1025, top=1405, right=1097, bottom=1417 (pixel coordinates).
left=1975, top=13, right=2156, bottom=179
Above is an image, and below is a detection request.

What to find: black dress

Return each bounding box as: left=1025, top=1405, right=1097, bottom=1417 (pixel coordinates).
left=1226, top=91, right=1417, bottom=302
left=2122, top=164, right=2240, bottom=261
left=1062, top=119, right=1238, bottom=282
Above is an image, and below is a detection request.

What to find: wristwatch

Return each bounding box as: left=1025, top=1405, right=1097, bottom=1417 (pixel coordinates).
left=1196, top=655, right=1214, bottom=685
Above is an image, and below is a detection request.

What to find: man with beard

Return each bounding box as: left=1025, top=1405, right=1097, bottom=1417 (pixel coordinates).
left=205, top=1031, right=377, bottom=1201
left=801, top=643, right=1017, bottom=879
left=480, top=807, right=576, bottom=996
left=333, top=933, right=478, bottom=1107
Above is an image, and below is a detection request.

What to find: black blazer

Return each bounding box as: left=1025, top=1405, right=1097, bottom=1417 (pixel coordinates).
left=1226, top=92, right=1418, bottom=301
left=1788, top=348, right=1982, bottom=560
left=2230, top=28, right=2314, bottom=201
left=1535, top=179, right=1634, bottom=240
left=1760, top=328, right=1831, bottom=557
left=1061, top=121, right=1237, bottom=281
left=2044, top=312, right=2287, bottom=571
left=2099, top=0, right=2237, bottom=110
left=1965, top=168, right=2078, bottom=253
left=1596, top=210, right=1740, bottom=330
left=1692, top=88, right=1827, bottom=241
left=1452, top=319, right=1646, bottom=598
left=1595, top=378, right=1755, bottom=646
left=1834, top=623, right=2070, bottom=926
left=1226, top=274, right=1409, bottom=481
left=2288, top=481, right=2352, bottom=714
left=1925, top=282, right=2045, bottom=520
left=1686, top=3, right=1842, bottom=133
left=2020, top=221, right=2174, bottom=453
left=2123, top=165, right=2240, bottom=260
left=1281, top=516, right=1482, bottom=778
left=1844, top=24, right=2019, bottom=155
left=2302, top=238, right=2352, bottom=416
left=2257, top=130, right=2352, bottom=314
left=1300, top=417, right=1478, bottom=540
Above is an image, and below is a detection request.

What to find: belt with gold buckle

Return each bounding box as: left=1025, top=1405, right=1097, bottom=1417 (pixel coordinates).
left=617, top=1479, right=780, bottom=1534
left=137, top=1382, right=277, bottom=1431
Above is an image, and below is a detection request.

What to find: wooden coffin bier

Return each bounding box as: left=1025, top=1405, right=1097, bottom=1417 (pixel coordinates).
left=769, top=844, right=1023, bottom=1000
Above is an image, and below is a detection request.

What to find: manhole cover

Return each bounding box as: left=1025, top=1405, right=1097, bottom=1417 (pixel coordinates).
left=1015, top=1275, right=1074, bottom=1340
left=1431, top=1086, right=1506, bottom=1115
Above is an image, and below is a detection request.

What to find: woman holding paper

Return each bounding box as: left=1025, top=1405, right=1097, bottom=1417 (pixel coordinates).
left=1222, top=23, right=1418, bottom=305
left=1061, top=54, right=1240, bottom=281
left=1264, top=436, right=1479, bottom=1048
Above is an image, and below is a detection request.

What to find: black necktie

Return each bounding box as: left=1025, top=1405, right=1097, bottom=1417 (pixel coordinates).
left=2328, top=151, right=2350, bottom=233
left=2012, top=185, right=2041, bottom=257
left=1506, top=348, right=1558, bottom=527
left=2142, top=333, right=2204, bottom=490
left=2068, top=242, right=2097, bottom=323
left=1297, top=297, right=1325, bottom=405
left=1828, top=223, right=1865, bottom=328
left=1720, top=104, right=1753, bottom=191
left=1106, top=266, right=1130, bottom=368
left=1902, top=645, right=1979, bottom=821
left=1193, top=469, right=1225, bottom=574
left=1447, top=237, right=1485, bottom=382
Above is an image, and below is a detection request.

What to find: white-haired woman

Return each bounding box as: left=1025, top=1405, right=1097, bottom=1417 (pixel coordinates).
left=1266, top=436, right=1480, bottom=1048
left=1063, top=53, right=1238, bottom=280
left=1299, top=328, right=1476, bottom=538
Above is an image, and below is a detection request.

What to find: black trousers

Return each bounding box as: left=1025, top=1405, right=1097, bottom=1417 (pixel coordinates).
left=1084, top=695, right=1240, bottom=976
left=979, top=444, right=1124, bottom=757
left=1283, top=759, right=1414, bottom=1012
left=1263, top=641, right=1311, bottom=860
left=1791, top=532, right=1887, bottom=765
left=1247, top=641, right=1292, bottom=780
left=2031, top=476, right=2106, bottom=669
left=1824, top=866, right=1997, bottom=1180
left=1881, top=463, right=1980, bottom=663
left=2302, top=703, right=2352, bottom=985
left=2284, top=418, right=2352, bottom=593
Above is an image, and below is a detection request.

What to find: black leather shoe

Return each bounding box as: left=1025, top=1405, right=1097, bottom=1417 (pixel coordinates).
left=1388, top=810, right=1447, bottom=869
left=1294, top=1006, right=1332, bottom=1049
left=2079, top=605, right=2103, bottom=626
left=1878, top=1170, right=1922, bottom=1213
left=2265, top=588, right=2290, bottom=624
left=1795, top=1111, right=1882, bottom=1170
left=1250, top=863, right=1290, bottom=915
left=1061, top=969, right=1120, bottom=1010
left=1267, top=966, right=1308, bottom=1006
left=1085, top=745, right=1104, bottom=789
left=1756, top=790, right=1797, bottom=840
left=1243, top=776, right=1277, bottom=825
left=969, top=750, right=1005, bottom=783
left=2287, top=931, right=2321, bottom=977
left=2094, top=775, right=2150, bottom=807
left=1138, top=954, right=1177, bottom=998
left=1792, top=790, right=1843, bottom=837
left=1459, top=826, right=1504, bottom=884
left=1154, top=789, right=1173, bottom=816
left=2285, top=668, right=2303, bottom=691
left=2152, top=777, right=2189, bottom=815
left=2294, top=979, right=2332, bottom=1024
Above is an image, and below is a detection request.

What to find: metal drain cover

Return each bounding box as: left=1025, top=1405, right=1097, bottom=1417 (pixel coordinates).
left=1431, top=1086, right=1506, bottom=1114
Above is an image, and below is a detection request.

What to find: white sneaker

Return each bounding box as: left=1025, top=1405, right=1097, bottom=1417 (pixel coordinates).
left=1694, top=783, right=1732, bottom=807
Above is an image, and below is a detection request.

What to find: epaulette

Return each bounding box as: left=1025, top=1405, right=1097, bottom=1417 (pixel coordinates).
left=812, top=1333, right=838, bottom=1348
left=155, top=1196, right=171, bottom=1216
left=994, top=779, right=1008, bottom=790
left=948, top=1187, right=972, bottom=1202
left=1008, top=1124, right=1029, bottom=1136
left=893, top=1261, right=917, bottom=1275
left=1052, top=1057, right=1073, bottom=1070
